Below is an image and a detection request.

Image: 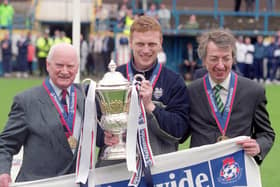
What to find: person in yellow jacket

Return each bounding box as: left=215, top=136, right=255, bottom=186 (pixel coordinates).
left=0, top=0, right=14, bottom=29
left=53, top=30, right=71, bottom=45
left=36, top=31, right=53, bottom=76
left=61, top=31, right=71, bottom=44
left=122, top=8, right=134, bottom=36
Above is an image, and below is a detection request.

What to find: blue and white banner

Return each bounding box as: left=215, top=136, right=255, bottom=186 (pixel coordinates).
left=10, top=136, right=261, bottom=187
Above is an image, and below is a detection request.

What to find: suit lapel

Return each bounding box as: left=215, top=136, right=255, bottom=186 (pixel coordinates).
left=198, top=79, right=216, bottom=121
left=38, top=86, right=72, bottom=155
left=75, top=86, right=85, bottom=118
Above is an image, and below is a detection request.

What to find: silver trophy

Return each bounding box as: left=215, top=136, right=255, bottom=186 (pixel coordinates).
left=96, top=60, right=131, bottom=160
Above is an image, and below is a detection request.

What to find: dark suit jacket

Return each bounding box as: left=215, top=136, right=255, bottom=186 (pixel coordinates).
left=0, top=84, right=84, bottom=182
left=102, top=36, right=115, bottom=54
left=183, top=74, right=275, bottom=163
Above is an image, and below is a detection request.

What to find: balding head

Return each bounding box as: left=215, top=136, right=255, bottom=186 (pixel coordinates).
left=46, top=43, right=79, bottom=89
left=47, top=43, right=78, bottom=63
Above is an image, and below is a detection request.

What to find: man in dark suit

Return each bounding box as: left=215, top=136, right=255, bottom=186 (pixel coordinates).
left=102, top=31, right=115, bottom=71
left=179, top=42, right=199, bottom=81
left=182, top=29, right=275, bottom=164
left=0, top=43, right=84, bottom=186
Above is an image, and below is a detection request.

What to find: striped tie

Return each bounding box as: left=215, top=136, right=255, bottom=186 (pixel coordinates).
left=213, top=85, right=224, bottom=113
left=61, top=89, right=68, bottom=114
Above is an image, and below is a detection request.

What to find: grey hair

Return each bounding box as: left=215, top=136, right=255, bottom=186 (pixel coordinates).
left=197, top=29, right=236, bottom=62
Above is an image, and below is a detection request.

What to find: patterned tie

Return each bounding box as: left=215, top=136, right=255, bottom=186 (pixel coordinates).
left=213, top=85, right=224, bottom=113
left=61, top=89, right=68, bottom=114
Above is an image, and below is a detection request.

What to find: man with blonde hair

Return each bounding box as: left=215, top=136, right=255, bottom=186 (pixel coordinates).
left=98, top=15, right=189, bottom=164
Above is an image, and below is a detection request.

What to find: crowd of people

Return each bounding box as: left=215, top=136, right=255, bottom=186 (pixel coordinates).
left=0, top=29, right=116, bottom=79
left=94, top=0, right=171, bottom=33
left=235, top=33, right=280, bottom=84
left=0, top=29, right=71, bottom=78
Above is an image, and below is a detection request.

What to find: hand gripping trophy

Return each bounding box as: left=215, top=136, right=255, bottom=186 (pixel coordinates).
left=95, top=60, right=131, bottom=160
left=76, top=60, right=152, bottom=184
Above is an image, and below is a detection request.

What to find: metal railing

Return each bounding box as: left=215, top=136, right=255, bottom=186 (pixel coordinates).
left=129, top=0, right=280, bottom=36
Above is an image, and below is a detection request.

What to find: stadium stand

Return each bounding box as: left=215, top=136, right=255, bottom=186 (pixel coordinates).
left=1, top=0, right=279, bottom=75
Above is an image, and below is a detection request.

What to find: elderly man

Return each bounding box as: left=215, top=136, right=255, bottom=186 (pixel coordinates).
left=0, top=43, right=84, bottom=187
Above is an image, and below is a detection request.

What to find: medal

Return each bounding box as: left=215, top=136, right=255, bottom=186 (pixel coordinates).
left=68, top=136, right=77, bottom=149
left=204, top=72, right=238, bottom=144
left=43, top=79, right=78, bottom=151
left=217, top=135, right=229, bottom=142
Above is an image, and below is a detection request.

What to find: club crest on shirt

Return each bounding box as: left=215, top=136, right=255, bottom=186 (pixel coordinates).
left=153, top=87, right=163, bottom=99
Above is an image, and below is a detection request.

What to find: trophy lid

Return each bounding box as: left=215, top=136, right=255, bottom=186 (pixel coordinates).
left=98, top=59, right=129, bottom=88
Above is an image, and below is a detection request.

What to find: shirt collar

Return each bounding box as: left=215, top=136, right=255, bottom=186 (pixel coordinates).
left=130, top=59, right=158, bottom=80
left=131, top=59, right=157, bottom=73
left=49, top=78, right=70, bottom=96
left=209, top=72, right=231, bottom=91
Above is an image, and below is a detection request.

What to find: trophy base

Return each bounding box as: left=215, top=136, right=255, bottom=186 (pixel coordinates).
left=101, top=143, right=126, bottom=160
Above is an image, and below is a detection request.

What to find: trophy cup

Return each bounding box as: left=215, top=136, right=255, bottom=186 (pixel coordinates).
left=96, top=60, right=131, bottom=160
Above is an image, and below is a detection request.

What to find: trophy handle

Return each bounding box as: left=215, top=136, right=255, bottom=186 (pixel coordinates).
left=81, top=78, right=101, bottom=124
left=81, top=78, right=94, bottom=98
left=134, top=74, right=145, bottom=81
left=134, top=74, right=145, bottom=86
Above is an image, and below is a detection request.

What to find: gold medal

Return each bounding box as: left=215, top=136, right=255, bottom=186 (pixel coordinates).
left=68, top=136, right=77, bottom=149
left=217, top=135, right=229, bottom=142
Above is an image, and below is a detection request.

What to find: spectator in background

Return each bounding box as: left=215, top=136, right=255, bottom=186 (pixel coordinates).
left=266, top=0, right=275, bottom=12
left=253, top=35, right=265, bottom=83
left=92, top=33, right=104, bottom=78
left=243, top=36, right=254, bottom=79
left=27, top=38, right=35, bottom=76
left=157, top=3, right=171, bottom=30
left=16, top=32, right=30, bottom=78
left=95, top=5, right=109, bottom=32
left=235, top=35, right=246, bottom=76
left=86, top=34, right=95, bottom=76
left=80, top=34, right=88, bottom=77
left=53, top=29, right=62, bottom=44
left=152, top=0, right=163, bottom=9
left=245, top=0, right=255, bottom=12
left=234, top=0, right=242, bottom=12
left=117, top=3, right=128, bottom=26
left=118, top=0, right=132, bottom=10
left=120, top=8, right=134, bottom=36
left=265, top=36, right=279, bottom=84
left=146, top=3, right=158, bottom=20
left=179, top=42, right=198, bottom=81
left=102, top=31, right=115, bottom=71
left=185, top=14, right=199, bottom=29
left=36, top=30, right=53, bottom=76
left=0, top=0, right=14, bottom=29
left=0, top=32, right=12, bottom=77
left=60, top=31, right=71, bottom=44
